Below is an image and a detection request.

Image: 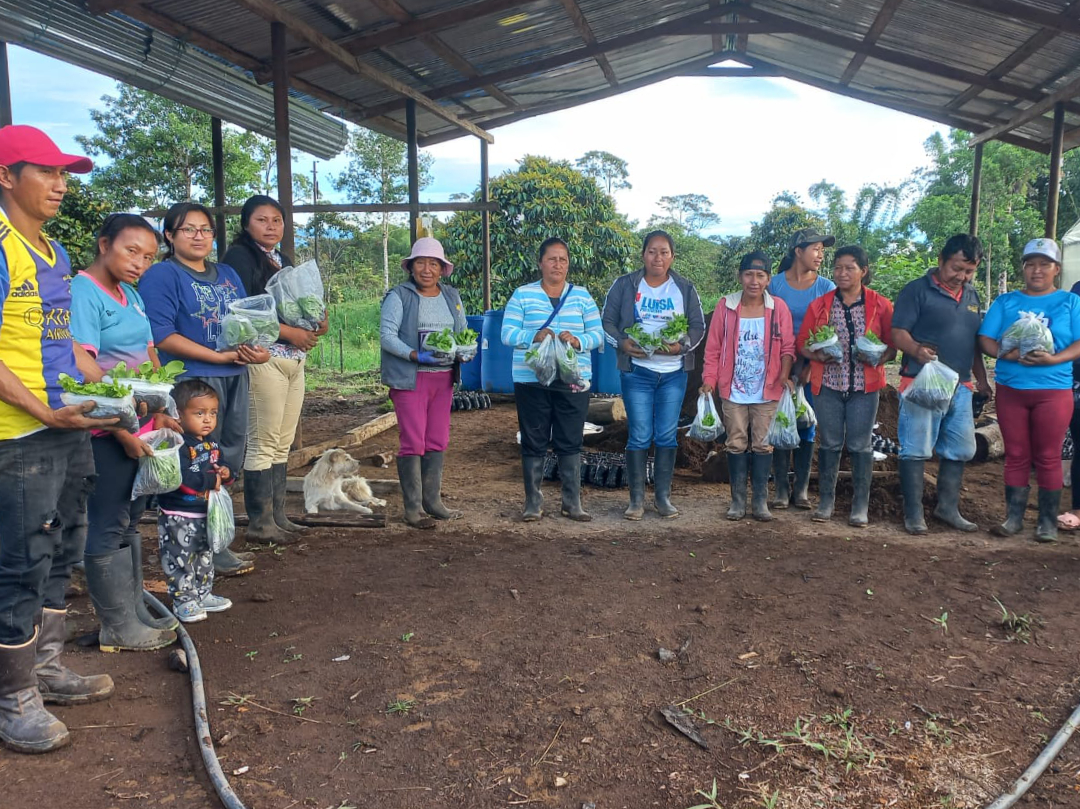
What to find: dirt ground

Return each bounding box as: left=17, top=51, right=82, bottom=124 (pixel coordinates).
left=9, top=398, right=1080, bottom=809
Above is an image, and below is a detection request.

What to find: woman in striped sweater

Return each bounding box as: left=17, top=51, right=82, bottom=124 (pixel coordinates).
left=501, top=238, right=604, bottom=522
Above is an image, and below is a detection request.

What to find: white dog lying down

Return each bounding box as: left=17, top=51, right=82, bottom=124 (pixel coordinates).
left=304, top=448, right=387, bottom=514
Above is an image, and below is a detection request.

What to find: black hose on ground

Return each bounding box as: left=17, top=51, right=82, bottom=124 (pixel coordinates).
left=142, top=591, right=247, bottom=809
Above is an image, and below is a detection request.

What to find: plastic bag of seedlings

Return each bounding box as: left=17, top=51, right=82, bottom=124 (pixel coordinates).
left=766, top=389, right=801, bottom=450
left=855, top=330, right=888, bottom=365
left=902, top=359, right=959, bottom=413
left=808, top=325, right=843, bottom=364
left=556, top=342, right=586, bottom=388
left=217, top=294, right=280, bottom=349
left=688, top=392, right=723, bottom=442
left=794, top=385, right=817, bottom=428
left=267, top=259, right=326, bottom=330
left=626, top=323, right=662, bottom=357
left=58, top=374, right=138, bottom=432
left=1000, top=310, right=1054, bottom=357
left=421, top=328, right=457, bottom=364
left=524, top=334, right=559, bottom=386
left=206, top=487, right=236, bottom=554
left=131, top=429, right=184, bottom=498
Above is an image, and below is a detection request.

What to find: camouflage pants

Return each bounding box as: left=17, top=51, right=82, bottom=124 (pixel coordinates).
left=157, top=513, right=213, bottom=606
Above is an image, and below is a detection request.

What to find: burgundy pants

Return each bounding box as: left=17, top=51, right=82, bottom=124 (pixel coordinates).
left=389, top=371, right=454, bottom=457
left=995, top=384, right=1072, bottom=489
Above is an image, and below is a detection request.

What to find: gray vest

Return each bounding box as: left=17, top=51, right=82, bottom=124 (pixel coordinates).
left=380, top=282, right=465, bottom=390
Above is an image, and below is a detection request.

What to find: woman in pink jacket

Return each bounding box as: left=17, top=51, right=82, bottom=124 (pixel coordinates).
left=701, top=251, right=796, bottom=522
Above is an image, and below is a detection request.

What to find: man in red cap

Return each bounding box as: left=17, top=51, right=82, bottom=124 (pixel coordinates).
left=0, top=125, right=115, bottom=753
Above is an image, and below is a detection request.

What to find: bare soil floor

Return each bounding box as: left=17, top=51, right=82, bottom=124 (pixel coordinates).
left=8, top=399, right=1080, bottom=809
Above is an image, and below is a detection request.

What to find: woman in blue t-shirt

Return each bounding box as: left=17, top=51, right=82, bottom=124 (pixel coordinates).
left=978, top=238, right=1080, bottom=542
left=140, top=203, right=269, bottom=577
left=768, top=228, right=836, bottom=510
left=71, top=214, right=177, bottom=653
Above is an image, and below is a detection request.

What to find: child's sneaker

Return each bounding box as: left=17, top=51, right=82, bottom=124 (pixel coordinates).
left=200, top=593, right=233, bottom=613
left=174, top=601, right=207, bottom=623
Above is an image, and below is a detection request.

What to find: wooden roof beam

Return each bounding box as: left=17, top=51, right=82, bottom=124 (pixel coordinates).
left=558, top=0, right=618, bottom=87
left=941, top=0, right=1080, bottom=37
left=227, top=0, right=493, bottom=142
left=838, top=0, right=904, bottom=86
left=968, top=73, right=1080, bottom=146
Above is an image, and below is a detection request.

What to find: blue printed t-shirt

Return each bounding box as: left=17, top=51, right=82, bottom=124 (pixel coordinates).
left=70, top=273, right=153, bottom=372
left=979, top=289, right=1080, bottom=390
left=768, top=272, right=835, bottom=340
left=139, top=259, right=247, bottom=378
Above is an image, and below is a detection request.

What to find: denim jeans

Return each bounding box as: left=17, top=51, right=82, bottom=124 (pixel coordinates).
left=815, top=387, right=879, bottom=453
left=620, top=365, right=688, bottom=450
left=0, top=429, right=95, bottom=644
left=87, top=435, right=149, bottom=555
left=898, top=384, right=976, bottom=461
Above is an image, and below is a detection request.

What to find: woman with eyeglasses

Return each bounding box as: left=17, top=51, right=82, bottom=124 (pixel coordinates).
left=140, top=202, right=269, bottom=578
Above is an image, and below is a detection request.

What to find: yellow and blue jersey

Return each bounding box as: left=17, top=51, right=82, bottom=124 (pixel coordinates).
left=0, top=208, right=80, bottom=440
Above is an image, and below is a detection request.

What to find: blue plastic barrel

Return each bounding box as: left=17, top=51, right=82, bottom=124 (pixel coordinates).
left=458, top=314, right=485, bottom=391
left=591, top=343, right=622, bottom=395
left=480, top=309, right=515, bottom=394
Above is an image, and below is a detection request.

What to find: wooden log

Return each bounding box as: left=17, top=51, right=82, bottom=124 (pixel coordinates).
left=368, top=451, right=394, bottom=468
left=974, top=421, right=1004, bottom=463
left=295, top=513, right=385, bottom=528
left=287, top=411, right=398, bottom=469
left=587, top=397, right=626, bottom=425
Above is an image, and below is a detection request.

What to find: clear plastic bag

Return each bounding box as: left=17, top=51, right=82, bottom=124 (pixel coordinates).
left=525, top=334, right=559, bottom=386
left=421, top=329, right=457, bottom=364
left=810, top=333, right=844, bottom=364
left=266, top=259, right=326, bottom=331
left=688, top=392, right=723, bottom=442
left=206, top=487, right=235, bottom=554
left=766, top=389, right=801, bottom=450
left=902, top=359, right=959, bottom=413
left=60, top=390, right=139, bottom=432
left=125, top=378, right=175, bottom=415
left=1000, top=310, right=1054, bottom=357
left=131, top=429, right=184, bottom=498
left=855, top=333, right=888, bottom=366
left=556, top=342, right=586, bottom=388
left=794, top=385, right=817, bottom=428
left=217, top=294, right=280, bottom=349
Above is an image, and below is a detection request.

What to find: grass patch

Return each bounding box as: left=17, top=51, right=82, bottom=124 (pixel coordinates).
left=305, top=297, right=386, bottom=395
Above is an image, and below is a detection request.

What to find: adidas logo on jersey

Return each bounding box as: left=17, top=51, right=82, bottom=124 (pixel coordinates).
left=10, top=280, right=37, bottom=298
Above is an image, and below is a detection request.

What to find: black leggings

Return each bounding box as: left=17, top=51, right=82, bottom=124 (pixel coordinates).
left=514, top=383, right=590, bottom=458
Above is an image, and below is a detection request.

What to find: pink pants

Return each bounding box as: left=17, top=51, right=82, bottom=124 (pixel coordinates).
left=390, top=371, right=454, bottom=457
left=995, top=384, right=1072, bottom=489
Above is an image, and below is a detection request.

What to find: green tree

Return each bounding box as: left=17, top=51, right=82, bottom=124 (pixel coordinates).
left=44, top=177, right=114, bottom=270
left=575, top=150, right=631, bottom=194
left=334, top=128, right=433, bottom=292
left=808, top=180, right=909, bottom=257
left=76, top=85, right=263, bottom=210
left=438, top=155, right=636, bottom=312
left=655, top=193, right=720, bottom=234
left=745, top=192, right=824, bottom=267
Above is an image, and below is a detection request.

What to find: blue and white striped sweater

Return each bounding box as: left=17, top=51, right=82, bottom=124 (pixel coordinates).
left=501, top=281, right=604, bottom=383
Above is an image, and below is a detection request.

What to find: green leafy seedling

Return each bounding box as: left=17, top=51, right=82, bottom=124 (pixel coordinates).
left=386, top=698, right=416, bottom=715
left=686, top=778, right=725, bottom=809
left=291, top=696, right=317, bottom=716
left=400, top=632, right=415, bottom=642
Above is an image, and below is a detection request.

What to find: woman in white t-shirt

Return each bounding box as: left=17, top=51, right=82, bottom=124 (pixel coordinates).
left=602, top=231, right=706, bottom=520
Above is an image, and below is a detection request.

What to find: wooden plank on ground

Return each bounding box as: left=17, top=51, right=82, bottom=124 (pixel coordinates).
left=288, top=411, right=398, bottom=469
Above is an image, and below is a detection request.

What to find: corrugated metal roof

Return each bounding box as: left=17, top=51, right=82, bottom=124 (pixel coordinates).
left=23, top=0, right=1080, bottom=151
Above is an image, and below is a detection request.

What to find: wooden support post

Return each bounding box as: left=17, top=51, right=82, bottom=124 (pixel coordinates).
left=481, top=137, right=491, bottom=311
left=211, top=117, right=227, bottom=260
left=271, top=21, right=295, bottom=257
left=0, top=42, right=11, bottom=129
left=968, top=142, right=983, bottom=237
left=406, top=99, right=419, bottom=243
left=1047, top=102, right=1065, bottom=240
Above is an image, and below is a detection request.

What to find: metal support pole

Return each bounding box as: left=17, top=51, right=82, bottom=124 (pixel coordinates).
left=1047, top=101, right=1065, bottom=240
left=0, top=42, right=11, bottom=129
left=481, top=137, right=491, bottom=312
left=211, top=117, right=227, bottom=260
left=271, top=21, right=295, bottom=257
left=969, top=142, right=983, bottom=237
left=406, top=99, right=419, bottom=243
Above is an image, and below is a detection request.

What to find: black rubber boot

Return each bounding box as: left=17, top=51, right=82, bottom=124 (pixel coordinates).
left=751, top=452, right=774, bottom=522
left=932, top=459, right=977, bottom=532
left=397, top=456, right=436, bottom=529
left=991, top=485, right=1030, bottom=538
left=899, top=459, right=928, bottom=535
left=35, top=608, right=114, bottom=706
left=244, top=469, right=293, bottom=543
left=726, top=452, right=748, bottom=521
left=271, top=463, right=305, bottom=533
left=1036, top=488, right=1062, bottom=543
left=653, top=446, right=679, bottom=518
left=0, top=629, right=69, bottom=754
left=84, top=550, right=176, bottom=653
left=848, top=451, right=874, bottom=527
left=521, top=456, right=546, bottom=522
left=792, top=440, right=814, bottom=509
left=624, top=449, right=647, bottom=521
left=770, top=450, right=791, bottom=509
left=127, top=541, right=178, bottom=631
left=812, top=450, right=841, bottom=523
left=420, top=452, right=462, bottom=520
left=558, top=454, right=592, bottom=522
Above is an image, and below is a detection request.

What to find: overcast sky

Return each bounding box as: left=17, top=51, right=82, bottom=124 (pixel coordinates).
left=9, top=45, right=946, bottom=237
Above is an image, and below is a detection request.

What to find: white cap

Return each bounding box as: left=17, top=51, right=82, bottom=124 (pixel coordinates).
left=1021, top=237, right=1061, bottom=264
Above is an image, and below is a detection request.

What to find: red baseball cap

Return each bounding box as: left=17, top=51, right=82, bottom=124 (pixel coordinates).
left=0, top=125, right=93, bottom=173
